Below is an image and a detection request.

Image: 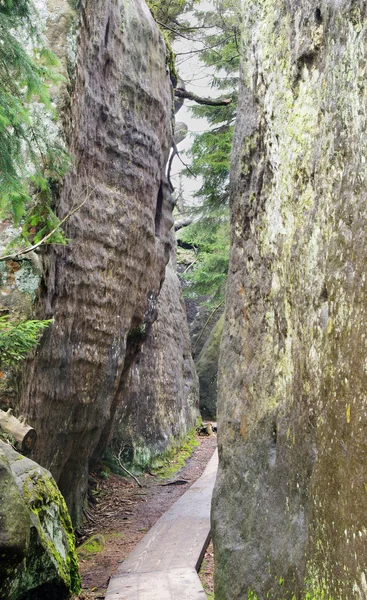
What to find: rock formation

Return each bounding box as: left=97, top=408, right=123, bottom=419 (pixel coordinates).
left=113, top=262, right=200, bottom=469
left=13, top=0, right=173, bottom=525
left=195, top=313, right=223, bottom=419
left=212, top=2, right=367, bottom=599
left=0, top=441, right=80, bottom=599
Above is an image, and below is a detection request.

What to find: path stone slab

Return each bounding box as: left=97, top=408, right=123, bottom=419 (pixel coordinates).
left=105, top=450, right=218, bottom=600
left=106, top=568, right=207, bottom=600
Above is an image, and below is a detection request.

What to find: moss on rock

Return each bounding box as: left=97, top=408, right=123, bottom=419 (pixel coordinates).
left=0, top=441, right=80, bottom=599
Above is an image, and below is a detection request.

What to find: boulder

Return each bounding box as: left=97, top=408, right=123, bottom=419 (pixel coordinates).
left=0, top=441, right=80, bottom=599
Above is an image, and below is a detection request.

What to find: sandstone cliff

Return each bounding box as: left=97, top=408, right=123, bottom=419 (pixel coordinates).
left=195, top=313, right=223, bottom=419
left=15, top=0, right=173, bottom=525
left=113, top=263, right=200, bottom=469
left=212, top=2, right=367, bottom=599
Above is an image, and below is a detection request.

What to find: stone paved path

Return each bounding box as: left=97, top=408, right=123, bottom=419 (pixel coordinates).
left=105, top=449, right=218, bottom=599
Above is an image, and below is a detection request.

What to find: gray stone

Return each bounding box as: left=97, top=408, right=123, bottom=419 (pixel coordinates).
left=113, top=262, right=200, bottom=469
left=196, top=313, right=224, bottom=419
left=0, top=446, right=30, bottom=583
left=212, top=2, right=367, bottom=599
left=17, top=0, right=173, bottom=525
left=0, top=441, right=80, bottom=599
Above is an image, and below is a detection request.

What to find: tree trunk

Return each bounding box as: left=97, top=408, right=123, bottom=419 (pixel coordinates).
left=0, top=409, right=37, bottom=455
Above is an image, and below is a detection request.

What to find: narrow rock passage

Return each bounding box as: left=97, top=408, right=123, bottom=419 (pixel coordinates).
left=105, top=450, right=218, bottom=599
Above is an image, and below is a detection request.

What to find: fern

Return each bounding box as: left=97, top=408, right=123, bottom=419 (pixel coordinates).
left=0, top=316, right=52, bottom=367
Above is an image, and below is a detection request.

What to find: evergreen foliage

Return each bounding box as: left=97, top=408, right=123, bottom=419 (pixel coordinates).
left=0, top=0, right=70, bottom=246
left=178, top=216, right=230, bottom=305
left=0, top=315, right=52, bottom=367
left=178, top=0, right=240, bottom=305
left=0, top=1, right=67, bottom=365
left=147, top=0, right=198, bottom=39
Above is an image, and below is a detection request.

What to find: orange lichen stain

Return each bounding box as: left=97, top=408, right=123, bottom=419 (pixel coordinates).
left=240, top=414, right=247, bottom=438
left=8, top=261, right=21, bottom=273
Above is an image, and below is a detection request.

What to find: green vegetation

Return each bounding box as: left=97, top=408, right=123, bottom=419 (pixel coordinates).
left=178, top=218, right=230, bottom=306
left=176, top=0, right=240, bottom=307
left=147, top=0, right=198, bottom=40
left=105, top=428, right=199, bottom=479
left=150, top=428, right=199, bottom=478
left=0, top=316, right=52, bottom=367
left=76, top=535, right=105, bottom=560
left=23, top=470, right=80, bottom=594
left=0, top=0, right=70, bottom=247
left=0, top=0, right=69, bottom=369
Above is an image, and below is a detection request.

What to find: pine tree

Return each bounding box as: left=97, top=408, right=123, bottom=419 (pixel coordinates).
left=0, top=0, right=69, bottom=242
left=0, top=0, right=66, bottom=364
left=177, top=0, right=240, bottom=306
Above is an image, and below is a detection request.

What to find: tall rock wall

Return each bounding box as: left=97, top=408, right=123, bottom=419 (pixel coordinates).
left=196, top=313, right=224, bottom=419
left=17, top=0, right=173, bottom=524
left=113, top=263, right=200, bottom=469
left=213, top=1, right=367, bottom=599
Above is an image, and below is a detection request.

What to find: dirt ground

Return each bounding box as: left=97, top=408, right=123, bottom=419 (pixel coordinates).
left=199, top=539, right=215, bottom=599
left=73, top=434, right=217, bottom=599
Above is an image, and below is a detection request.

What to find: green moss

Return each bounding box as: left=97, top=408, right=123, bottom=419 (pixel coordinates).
left=150, top=428, right=199, bottom=479
left=77, top=535, right=105, bottom=560
left=23, top=472, right=80, bottom=594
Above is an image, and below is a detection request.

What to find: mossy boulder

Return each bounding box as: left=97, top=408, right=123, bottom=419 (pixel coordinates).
left=196, top=313, right=224, bottom=419
left=0, top=441, right=80, bottom=599
left=0, top=446, right=31, bottom=581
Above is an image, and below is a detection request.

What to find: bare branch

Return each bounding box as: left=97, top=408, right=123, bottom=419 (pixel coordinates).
left=174, top=88, right=232, bottom=106
left=0, top=186, right=96, bottom=262
left=193, top=300, right=225, bottom=356
left=174, top=216, right=193, bottom=231
left=113, top=448, right=143, bottom=488
left=167, top=142, right=196, bottom=193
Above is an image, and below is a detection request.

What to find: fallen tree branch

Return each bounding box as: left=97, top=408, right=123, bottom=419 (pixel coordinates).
left=0, top=408, right=36, bottom=455
left=113, top=449, right=143, bottom=488
left=83, top=507, right=97, bottom=524
left=160, top=479, right=189, bottom=486
left=0, top=186, right=96, bottom=262
left=174, top=216, right=193, bottom=231
left=174, top=88, right=232, bottom=106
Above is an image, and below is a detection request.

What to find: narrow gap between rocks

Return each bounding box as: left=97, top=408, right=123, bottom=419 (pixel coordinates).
left=74, top=432, right=217, bottom=600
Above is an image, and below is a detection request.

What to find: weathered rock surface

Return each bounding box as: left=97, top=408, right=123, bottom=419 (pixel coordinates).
left=213, top=2, right=367, bottom=599
left=196, top=313, right=223, bottom=419
left=113, top=263, right=200, bottom=468
left=0, top=441, right=80, bottom=599
left=18, top=0, right=173, bottom=524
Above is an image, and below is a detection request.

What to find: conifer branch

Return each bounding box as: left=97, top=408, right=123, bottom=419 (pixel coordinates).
left=0, top=187, right=95, bottom=262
